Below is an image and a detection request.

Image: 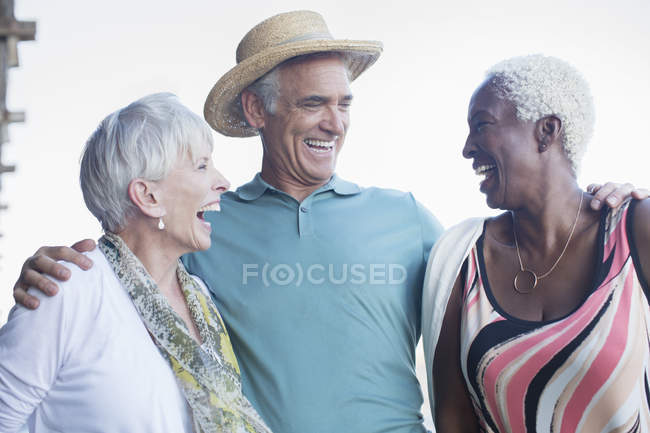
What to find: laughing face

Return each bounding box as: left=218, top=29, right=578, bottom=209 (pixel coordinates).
left=156, top=140, right=230, bottom=253
left=259, top=54, right=351, bottom=191
left=463, top=81, right=538, bottom=209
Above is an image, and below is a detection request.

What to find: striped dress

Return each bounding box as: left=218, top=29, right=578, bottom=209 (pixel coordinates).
left=460, top=200, right=650, bottom=433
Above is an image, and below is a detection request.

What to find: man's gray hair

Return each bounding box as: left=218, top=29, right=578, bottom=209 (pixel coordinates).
left=242, top=51, right=353, bottom=119
left=247, top=67, right=281, bottom=114
left=80, top=92, right=214, bottom=233
left=486, top=54, right=595, bottom=173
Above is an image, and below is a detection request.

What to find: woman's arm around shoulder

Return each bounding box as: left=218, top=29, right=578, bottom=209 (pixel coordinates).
left=432, top=265, right=480, bottom=433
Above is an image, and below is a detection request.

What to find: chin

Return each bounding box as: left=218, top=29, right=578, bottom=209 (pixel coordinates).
left=189, top=235, right=212, bottom=252
left=197, top=239, right=211, bottom=251
left=309, top=164, right=335, bottom=178
left=485, top=192, right=506, bottom=210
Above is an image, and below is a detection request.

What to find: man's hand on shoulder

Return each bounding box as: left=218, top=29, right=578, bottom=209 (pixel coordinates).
left=587, top=182, right=650, bottom=210
left=13, top=239, right=97, bottom=309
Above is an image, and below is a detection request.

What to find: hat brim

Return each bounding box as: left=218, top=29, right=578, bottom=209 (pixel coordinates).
left=204, top=39, right=382, bottom=137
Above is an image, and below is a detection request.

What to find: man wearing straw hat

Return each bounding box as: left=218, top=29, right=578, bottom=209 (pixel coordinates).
left=12, top=9, right=641, bottom=433
left=191, top=11, right=443, bottom=432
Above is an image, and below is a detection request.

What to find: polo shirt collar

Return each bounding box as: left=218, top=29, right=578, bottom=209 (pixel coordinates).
left=234, top=173, right=361, bottom=201
left=234, top=173, right=272, bottom=201
left=326, top=174, right=362, bottom=196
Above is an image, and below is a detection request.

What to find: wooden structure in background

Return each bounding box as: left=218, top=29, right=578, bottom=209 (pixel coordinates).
left=0, top=0, right=35, bottom=240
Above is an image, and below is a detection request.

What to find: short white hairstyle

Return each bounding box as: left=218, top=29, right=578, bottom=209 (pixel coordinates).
left=80, top=92, right=214, bottom=233
left=486, top=54, right=595, bottom=173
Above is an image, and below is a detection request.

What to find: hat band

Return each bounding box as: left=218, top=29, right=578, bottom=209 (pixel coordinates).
left=278, top=32, right=333, bottom=46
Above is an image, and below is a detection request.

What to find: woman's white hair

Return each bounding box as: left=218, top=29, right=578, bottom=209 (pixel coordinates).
left=80, top=92, right=214, bottom=233
left=486, top=54, right=595, bottom=173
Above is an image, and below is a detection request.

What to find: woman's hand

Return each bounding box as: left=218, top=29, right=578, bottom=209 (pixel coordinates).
left=13, top=239, right=96, bottom=309
left=587, top=182, right=650, bottom=210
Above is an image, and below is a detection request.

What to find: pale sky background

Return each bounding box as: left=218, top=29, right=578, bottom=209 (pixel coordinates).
left=0, top=0, right=648, bottom=428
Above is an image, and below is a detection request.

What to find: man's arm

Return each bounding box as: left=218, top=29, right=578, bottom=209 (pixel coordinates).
left=13, top=239, right=95, bottom=309
left=13, top=183, right=649, bottom=309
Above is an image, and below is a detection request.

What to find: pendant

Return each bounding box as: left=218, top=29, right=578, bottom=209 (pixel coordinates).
left=514, top=269, right=538, bottom=294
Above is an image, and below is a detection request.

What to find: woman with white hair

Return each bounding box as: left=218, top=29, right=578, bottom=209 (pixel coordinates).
left=423, top=55, right=650, bottom=432
left=0, top=93, right=271, bottom=433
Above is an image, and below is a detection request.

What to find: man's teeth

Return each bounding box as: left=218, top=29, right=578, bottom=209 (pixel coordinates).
left=475, top=164, right=496, bottom=176
left=304, top=139, right=335, bottom=152
left=198, top=202, right=221, bottom=213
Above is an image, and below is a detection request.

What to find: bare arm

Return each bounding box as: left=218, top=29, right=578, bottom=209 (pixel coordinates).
left=631, top=199, right=650, bottom=287
left=13, top=239, right=96, bottom=309
left=587, top=182, right=650, bottom=210
left=433, top=264, right=480, bottom=433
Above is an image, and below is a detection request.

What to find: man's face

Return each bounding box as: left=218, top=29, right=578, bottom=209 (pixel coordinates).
left=260, top=55, right=352, bottom=189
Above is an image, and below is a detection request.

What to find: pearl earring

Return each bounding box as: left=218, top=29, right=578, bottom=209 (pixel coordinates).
left=158, top=218, right=165, bottom=230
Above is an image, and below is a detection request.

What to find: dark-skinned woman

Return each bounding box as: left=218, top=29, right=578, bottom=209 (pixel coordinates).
left=422, top=54, right=650, bottom=433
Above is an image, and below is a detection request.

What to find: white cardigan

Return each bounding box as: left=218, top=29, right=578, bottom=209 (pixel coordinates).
left=421, top=217, right=486, bottom=429
left=0, top=248, right=194, bottom=433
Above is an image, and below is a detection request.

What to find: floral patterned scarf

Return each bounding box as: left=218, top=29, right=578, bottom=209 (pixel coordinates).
left=99, top=232, right=271, bottom=433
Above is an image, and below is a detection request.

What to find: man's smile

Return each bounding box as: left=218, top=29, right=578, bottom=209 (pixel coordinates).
left=304, top=138, right=336, bottom=153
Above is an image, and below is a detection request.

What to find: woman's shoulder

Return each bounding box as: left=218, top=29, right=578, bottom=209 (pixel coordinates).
left=482, top=212, right=511, bottom=242
left=428, top=217, right=487, bottom=262
left=55, top=248, right=111, bottom=289
left=628, top=199, right=650, bottom=280
left=441, top=216, right=489, bottom=238
left=27, top=247, right=116, bottom=311
left=630, top=197, right=650, bottom=222
left=7, top=248, right=117, bottom=343
left=427, top=217, right=487, bottom=276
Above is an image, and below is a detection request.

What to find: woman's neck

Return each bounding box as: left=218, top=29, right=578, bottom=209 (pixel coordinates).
left=116, top=223, right=183, bottom=293
left=116, top=222, right=204, bottom=345
left=510, top=176, right=586, bottom=255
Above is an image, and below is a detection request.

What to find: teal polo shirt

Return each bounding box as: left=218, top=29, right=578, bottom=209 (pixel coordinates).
left=182, top=174, right=443, bottom=433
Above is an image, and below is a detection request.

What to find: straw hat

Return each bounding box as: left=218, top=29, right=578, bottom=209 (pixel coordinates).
left=204, top=10, right=383, bottom=137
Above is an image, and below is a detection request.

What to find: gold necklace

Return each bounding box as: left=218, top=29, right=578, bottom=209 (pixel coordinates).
left=512, top=192, right=583, bottom=294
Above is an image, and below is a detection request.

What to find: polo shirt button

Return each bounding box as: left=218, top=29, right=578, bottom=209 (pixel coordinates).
left=300, top=206, right=308, bottom=213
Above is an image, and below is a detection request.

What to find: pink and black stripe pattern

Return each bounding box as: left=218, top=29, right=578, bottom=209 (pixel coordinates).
left=460, top=201, right=650, bottom=433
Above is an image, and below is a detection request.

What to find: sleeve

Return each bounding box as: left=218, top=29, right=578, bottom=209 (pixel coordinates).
left=411, top=194, right=445, bottom=264
left=0, top=286, right=68, bottom=431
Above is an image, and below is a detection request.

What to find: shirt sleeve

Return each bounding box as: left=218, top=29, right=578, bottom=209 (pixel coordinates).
left=412, top=195, right=445, bottom=264
left=0, top=287, right=68, bottom=431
